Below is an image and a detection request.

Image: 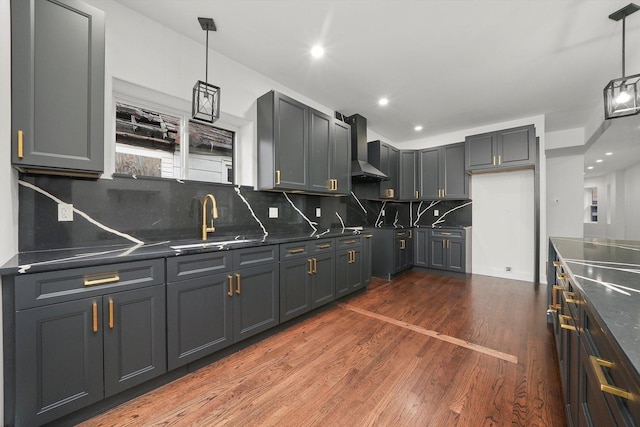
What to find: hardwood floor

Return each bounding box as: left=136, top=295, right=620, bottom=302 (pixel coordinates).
left=79, top=271, right=566, bottom=426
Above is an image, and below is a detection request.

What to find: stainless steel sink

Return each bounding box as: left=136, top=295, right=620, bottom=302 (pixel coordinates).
left=170, top=239, right=256, bottom=250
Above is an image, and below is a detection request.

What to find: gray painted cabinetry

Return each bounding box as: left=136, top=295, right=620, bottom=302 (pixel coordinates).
left=465, top=124, right=536, bottom=172
left=399, top=150, right=418, bottom=200
left=7, top=259, right=165, bottom=426
left=257, top=90, right=351, bottom=195
left=335, top=236, right=364, bottom=298
left=419, top=143, right=468, bottom=200
left=371, top=229, right=413, bottom=280
left=362, top=233, right=373, bottom=286
left=11, top=0, right=105, bottom=176
left=166, top=246, right=279, bottom=370
left=368, top=140, right=399, bottom=199
left=414, top=228, right=469, bottom=273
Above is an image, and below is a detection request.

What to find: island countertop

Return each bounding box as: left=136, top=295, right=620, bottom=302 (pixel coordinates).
left=550, top=236, right=640, bottom=377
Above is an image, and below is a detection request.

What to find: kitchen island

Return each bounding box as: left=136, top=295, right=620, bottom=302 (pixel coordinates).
left=548, top=237, right=640, bottom=426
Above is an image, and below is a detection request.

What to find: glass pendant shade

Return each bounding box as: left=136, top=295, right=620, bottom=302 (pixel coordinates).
left=192, top=80, right=220, bottom=123
left=604, top=73, right=640, bottom=119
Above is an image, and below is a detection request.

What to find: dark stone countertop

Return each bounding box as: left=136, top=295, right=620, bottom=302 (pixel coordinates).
left=0, top=228, right=373, bottom=276
left=550, top=237, right=640, bottom=377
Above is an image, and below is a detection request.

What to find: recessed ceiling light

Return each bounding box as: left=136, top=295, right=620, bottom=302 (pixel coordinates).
left=596, top=159, right=603, bottom=163
left=606, top=152, right=613, bottom=156
left=310, top=45, right=324, bottom=58
left=588, top=166, right=594, bottom=170
left=378, top=98, right=389, bottom=106
left=414, top=125, right=423, bottom=131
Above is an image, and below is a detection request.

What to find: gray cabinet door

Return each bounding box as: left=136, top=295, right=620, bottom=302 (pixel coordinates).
left=428, top=237, right=447, bottom=269
left=419, top=148, right=440, bottom=199
left=496, top=125, right=536, bottom=168
left=103, top=285, right=166, bottom=397
left=274, top=93, right=309, bottom=190
left=11, top=0, right=104, bottom=175
left=399, top=150, right=418, bottom=200
left=414, top=229, right=428, bottom=267
left=166, top=273, right=233, bottom=370
left=309, top=108, right=332, bottom=193
left=233, top=263, right=279, bottom=341
left=362, top=235, right=373, bottom=286
left=466, top=132, right=496, bottom=171
left=447, top=239, right=465, bottom=272
left=311, top=253, right=335, bottom=308
left=442, top=143, right=469, bottom=199
left=335, top=249, right=351, bottom=298
left=332, top=119, right=351, bottom=194
left=279, top=258, right=312, bottom=322
left=348, top=248, right=364, bottom=291
left=16, top=297, right=104, bottom=426
left=369, top=141, right=399, bottom=199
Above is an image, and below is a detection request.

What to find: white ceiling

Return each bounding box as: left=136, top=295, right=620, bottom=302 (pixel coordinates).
left=113, top=0, right=640, bottom=144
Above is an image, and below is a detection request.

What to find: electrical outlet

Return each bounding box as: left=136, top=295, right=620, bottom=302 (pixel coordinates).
left=506, top=266, right=512, bottom=272
left=315, top=207, right=321, bottom=218
left=58, top=203, right=74, bottom=222
left=268, top=207, right=278, bottom=218
left=381, top=209, right=385, bottom=216
left=434, top=209, right=439, bottom=216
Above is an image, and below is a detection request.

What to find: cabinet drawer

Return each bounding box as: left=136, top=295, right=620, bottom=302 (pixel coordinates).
left=167, top=251, right=232, bottom=283
left=15, top=259, right=165, bottom=310
left=280, top=241, right=312, bottom=260
left=233, top=245, right=279, bottom=269
left=311, top=238, right=335, bottom=253
left=582, top=304, right=640, bottom=423
left=430, top=229, right=464, bottom=239
left=336, top=236, right=361, bottom=250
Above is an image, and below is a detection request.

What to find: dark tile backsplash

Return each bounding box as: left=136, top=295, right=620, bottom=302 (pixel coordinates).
left=18, top=174, right=471, bottom=252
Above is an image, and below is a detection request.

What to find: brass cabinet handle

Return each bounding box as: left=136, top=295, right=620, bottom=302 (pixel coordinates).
left=308, top=259, right=313, bottom=275
left=318, top=243, right=331, bottom=249
left=109, top=299, right=114, bottom=329
left=551, top=285, right=563, bottom=310
left=400, top=240, right=406, bottom=250
left=415, top=190, right=419, bottom=199
left=441, top=232, right=452, bottom=235
left=498, top=155, right=501, bottom=165
left=553, top=261, right=561, bottom=268
left=442, top=240, right=446, bottom=249
left=330, top=179, right=337, bottom=191
left=563, top=291, right=579, bottom=305
left=441, top=189, right=445, bottom=197
left=351, top=251, right=356, bottom=263
left=236, top=273, right=241, bottom=294
left=557, top=272, right=567, bottom=280
left=227, top=275, right=234, bottom=296
left=289, top=248, right=305, bottom=254
left=344, top=239, right=357, bottom=245
left=492, top=156, right=496, bottom=166
left=558, top=314, right=576, bottom=331
left=313, top=258, right=318, bottom=273
left=17, top=130, right=24, bottom=159
left=275, top=170, right=281, bottom=185
left=334, top=179, right=338, bottom=191
left=589, top=356, right=631, bottom=399
left=92, top=303, right=98, bottom=333
left=408, top=229, right=412, bottom=239
left=84, top=274, right=120, bottom=287
left=447, top=240, right=450, bottom=249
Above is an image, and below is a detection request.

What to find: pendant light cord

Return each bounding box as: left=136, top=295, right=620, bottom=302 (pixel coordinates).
left=205, top=30, right=209, bottom=85
left=622, top=13, right=626, bottom=78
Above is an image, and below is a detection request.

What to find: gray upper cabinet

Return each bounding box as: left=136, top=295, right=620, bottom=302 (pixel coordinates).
left=257, top=90, right=350, bottom=195
left=368, top=140, right=399, bottom=199
left=465, top=124, right=536, bottom=172
left=418, top=143, right=468, bottom=200
left=11, top=0, right=105, bottom=176
left=399, top=150, right=418, bottom=200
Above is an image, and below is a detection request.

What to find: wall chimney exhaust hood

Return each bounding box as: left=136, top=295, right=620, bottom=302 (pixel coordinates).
left=344, top=114, right=388, bottom=181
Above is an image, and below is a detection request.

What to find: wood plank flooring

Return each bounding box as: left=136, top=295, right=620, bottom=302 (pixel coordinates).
left=79, top=271, right=566, bottom=426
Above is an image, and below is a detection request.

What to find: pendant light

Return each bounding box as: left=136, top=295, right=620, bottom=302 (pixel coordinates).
left=604, top=3, right=640, bottom=120
left=192, top=17, right=220, bottom=123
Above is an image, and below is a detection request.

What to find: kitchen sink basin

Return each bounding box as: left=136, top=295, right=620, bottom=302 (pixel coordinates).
left=170, top=239, right=256, bottom=250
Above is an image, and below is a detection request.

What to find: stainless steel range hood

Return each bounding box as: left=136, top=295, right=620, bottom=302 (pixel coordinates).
left=345, top=114, right=387, bottom=181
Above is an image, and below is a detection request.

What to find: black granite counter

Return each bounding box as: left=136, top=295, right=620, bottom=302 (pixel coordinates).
left=0, top=228, right=373, bottom=276
left=550, top=237, right=640, bottom=377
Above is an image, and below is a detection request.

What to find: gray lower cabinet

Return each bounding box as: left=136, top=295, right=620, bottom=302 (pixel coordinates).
left=428, top=228, right=466, bottom=272
left=11, top=0, right=105, bottom=176
left=6, top=259, right=166, bottom=426
left=279, top=239, right=335, bottom=323
left=362, top=233, right=373, bottom=286
left=335, top=236, right=363, bottom=298
left=371, top=229, right=413, bottom=280
left=414, top=229, right=429, bottom=267
left=166, top=246, right=279, bottom=370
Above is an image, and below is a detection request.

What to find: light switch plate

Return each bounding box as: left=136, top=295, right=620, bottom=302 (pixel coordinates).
left=434, top=209, right=439, bottom=216
left=268, top=207, right=278, bottom=218
left=315, top=207, right=321, bottom=218
left=58, top=203, right=74, bottom=222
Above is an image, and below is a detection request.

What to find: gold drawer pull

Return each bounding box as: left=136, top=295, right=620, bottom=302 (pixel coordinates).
left=408, top=230, right=412, bottom=239
left=553, top=261, right=561, bottom=267
left=92, top=303, right=98, bottom=332
left=275, top=170, right=281, bottom=185
left=289, top=248, right=305, bottom=254
left=415, top=190, right=419, bottom=199
left=400, top=240, right=406, bottom=250
left=557, top=272, right=567, bottom=280
left=551, top=285, right=563, bottom=310
left=235, top=273, right=241, bottom=294
left=84, top=274, right=120, bottom=287
left=498, top=155, right=501, bottom=165
left=227, top=275, right=233, bottom=296
left=558, top=314, right=576, bottom=331
left=563, top=291, right=579, bottom=305
left=313, top=258, right=317, bottom=273
left=18, top=130, right=24, bottom=159
left=308, top=259, right=313, bottom=275
left=109, top=299, right=114, bottom=329
left=318, top=243, right=331, bottom=249
left=343, top=240, right=357, bottom=244
left=440, top=232, right=452, bottom=235
left=589, top=356, right=631, bottom=399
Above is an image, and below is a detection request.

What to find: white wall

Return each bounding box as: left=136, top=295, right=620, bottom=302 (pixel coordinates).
left=624, top=163, right=640, bottom=240
left=471, top=170, right=534, bottom=281
left=0, top=0, right=18, bottom=420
